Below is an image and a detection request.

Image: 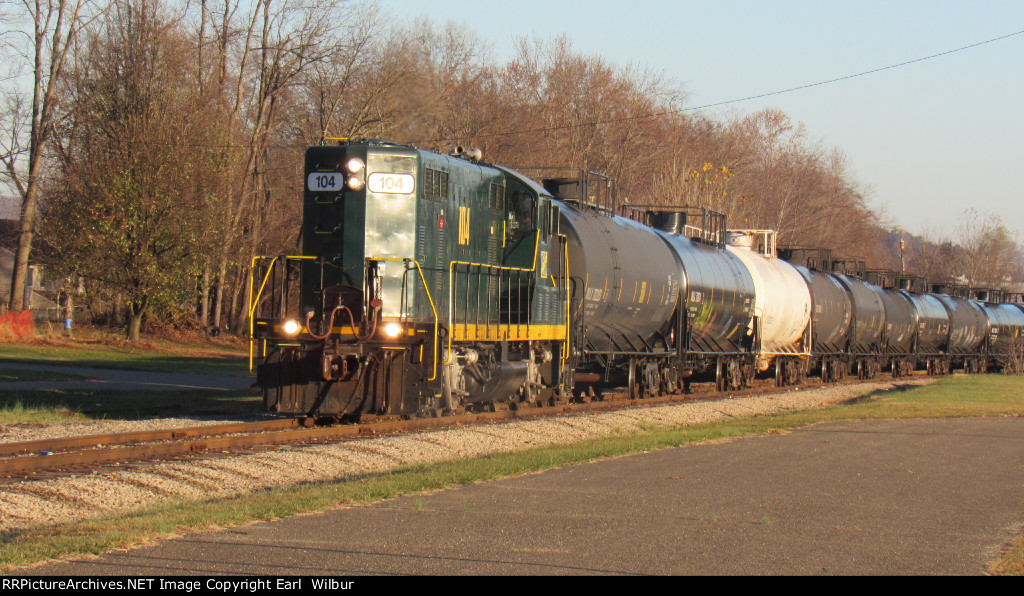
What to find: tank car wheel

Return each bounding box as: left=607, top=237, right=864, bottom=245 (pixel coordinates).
left=627, top=359, right=638, bottom=399
left=663, top=367, right=679, bottom=394
left=641, top=361, right=662, bottom=398
left=724, top=359, right=744, bottom=391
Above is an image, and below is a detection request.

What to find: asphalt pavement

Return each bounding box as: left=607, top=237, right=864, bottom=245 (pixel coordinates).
left=20, top=416, right=1024, bottom=575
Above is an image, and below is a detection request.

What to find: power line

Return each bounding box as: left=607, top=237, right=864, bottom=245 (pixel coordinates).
left=682, top=28, right=1024, bottom=112
left=419, top=28, right=1024, bottom=144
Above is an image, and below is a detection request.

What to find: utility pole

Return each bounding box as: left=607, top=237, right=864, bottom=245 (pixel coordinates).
left=899, top=229, right=905, bottom=274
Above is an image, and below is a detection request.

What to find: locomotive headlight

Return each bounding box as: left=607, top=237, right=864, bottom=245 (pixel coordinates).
left=345, top=158, right=365, bottom=174
left=346, top=175, right=365, bottom=191
left=383, top=322, right=403, bottom=338
left=282, top=319, right=301, bottom=336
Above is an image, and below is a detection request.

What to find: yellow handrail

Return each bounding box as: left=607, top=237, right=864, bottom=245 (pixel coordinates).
left=247, top=255, right=317, bottom=371
left=445, top=230, right=569, bottom=358
left=370, top=257, right=440, bottom=382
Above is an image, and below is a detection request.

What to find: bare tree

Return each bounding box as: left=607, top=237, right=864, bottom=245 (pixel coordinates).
left=0, top=0, right=105, bottom=312
left=955, top=208, right=1019, bottom=289
left=44, top=0, right=210, bottom=341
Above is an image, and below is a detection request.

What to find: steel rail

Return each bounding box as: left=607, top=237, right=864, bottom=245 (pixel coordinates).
left=0, top=372, right=926, bottom=479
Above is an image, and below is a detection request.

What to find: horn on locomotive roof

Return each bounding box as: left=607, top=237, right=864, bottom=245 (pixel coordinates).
left=450, top=146, right=482, bottom=161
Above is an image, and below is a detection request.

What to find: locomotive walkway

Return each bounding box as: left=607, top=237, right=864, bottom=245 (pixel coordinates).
left=22, top=416, right=1024, bottom=575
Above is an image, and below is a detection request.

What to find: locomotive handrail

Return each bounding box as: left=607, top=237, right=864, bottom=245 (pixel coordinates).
left=445, top=230, right=570, bottom=360
left=247, top=254, right=317, bottom=371
left=369, top=257, right=440, bottom=382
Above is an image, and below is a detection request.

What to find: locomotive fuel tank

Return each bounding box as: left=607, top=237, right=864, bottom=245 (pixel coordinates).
left=559, top=203, right=681, bottom=355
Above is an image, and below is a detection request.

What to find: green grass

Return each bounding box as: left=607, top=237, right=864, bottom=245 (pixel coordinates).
left=1, top=374, right=1023, bottom=573
left=0, top=387, right=261, bottom=424
left=0, top=336, right=251, bottom=377
left=0, top=334, right=258, bottom=423
left=0, top=400, right=86, bottom=425
left=0, top=369, right=94, bottom=383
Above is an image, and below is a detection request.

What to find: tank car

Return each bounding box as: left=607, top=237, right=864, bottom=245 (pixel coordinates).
left=933, top=292, right=987, bottom=373
left=856, top=271, right=915, bottom=377
left=824, top=270, right=884, bottom=378
left=724, top=230, right=812, bottom=385
left=651, top=210, right=756, bottom=392
left=899, top=290, right=951, bottom=374
left=540, top=199, right=757, bottom=397
left=778, top=249, right=853, bottom=383
left=979, top=301, right=1024, bottom=369
left=555, top=195, right=684, bottom=397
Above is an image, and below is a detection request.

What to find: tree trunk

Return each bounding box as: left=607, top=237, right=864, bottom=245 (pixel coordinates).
left=127, top=297, right=148, bottom=342
left=232, top=264, right=253, bottom=335
left=8, top=163, right=42, bottom=312
left=199, top=266, right=210, bottom=329
left=212, top=257, right=227, bottom=329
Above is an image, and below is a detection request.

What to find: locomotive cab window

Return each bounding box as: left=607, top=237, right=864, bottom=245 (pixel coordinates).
left=506, top=188, right=536, bottom=240
left=537, top=196, right=551, bottom=240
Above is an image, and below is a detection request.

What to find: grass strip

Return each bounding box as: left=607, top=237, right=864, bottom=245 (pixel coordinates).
left=0, top=388, right=261, bottom=424
left=1, top=374, right=1023, bottom=573
left=0, top=338, right=250, bottom=377
left=0, top=369, right=95, bottom=383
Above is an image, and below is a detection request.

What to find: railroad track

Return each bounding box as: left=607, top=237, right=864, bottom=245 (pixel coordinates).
left=0, top=373, right=924, bottom=481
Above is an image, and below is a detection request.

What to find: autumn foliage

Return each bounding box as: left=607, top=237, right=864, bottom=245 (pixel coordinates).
left=0, top=0, right=1017, bottom=340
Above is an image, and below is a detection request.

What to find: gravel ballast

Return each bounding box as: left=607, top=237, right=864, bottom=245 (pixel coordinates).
left=0, top=380, right=928, bottom=531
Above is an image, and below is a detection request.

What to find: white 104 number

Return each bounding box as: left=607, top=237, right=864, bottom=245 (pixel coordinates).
left=308, top=172, right=341, bottom=191
left=368, top=172, right=415, bottom=194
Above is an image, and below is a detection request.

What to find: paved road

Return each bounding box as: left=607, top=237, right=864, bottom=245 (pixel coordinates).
left=21, top=416, right=1024, bottom=575
left=0, top=361, right=253, bottom=391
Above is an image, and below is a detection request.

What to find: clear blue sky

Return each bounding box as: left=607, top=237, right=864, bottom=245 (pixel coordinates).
left=381, top=0, right=1024, bottom=244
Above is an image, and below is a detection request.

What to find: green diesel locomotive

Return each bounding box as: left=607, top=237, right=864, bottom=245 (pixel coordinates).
left=250, top=139, right=570, bottom=418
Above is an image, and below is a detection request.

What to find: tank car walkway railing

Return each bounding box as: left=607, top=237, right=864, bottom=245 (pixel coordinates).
left=620, top=205, right=728, bottom=247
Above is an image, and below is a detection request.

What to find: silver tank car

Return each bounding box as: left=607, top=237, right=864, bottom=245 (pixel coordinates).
left=658, top=232, right=755, bottom=355
left=900, top=291, right=950, bottom=354
left=832, top=274, right=886, bottom=355
left=878, top=289, right=917, bottom=354
left=794, top=266, right=852, bottom=354
left=981, top=302, right=1024, bottom=357
left=725, top=230, right=811, bottom=371
left=559, top=203, right=681, bottom=355
left=936, top=295, right=987, bottom=355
